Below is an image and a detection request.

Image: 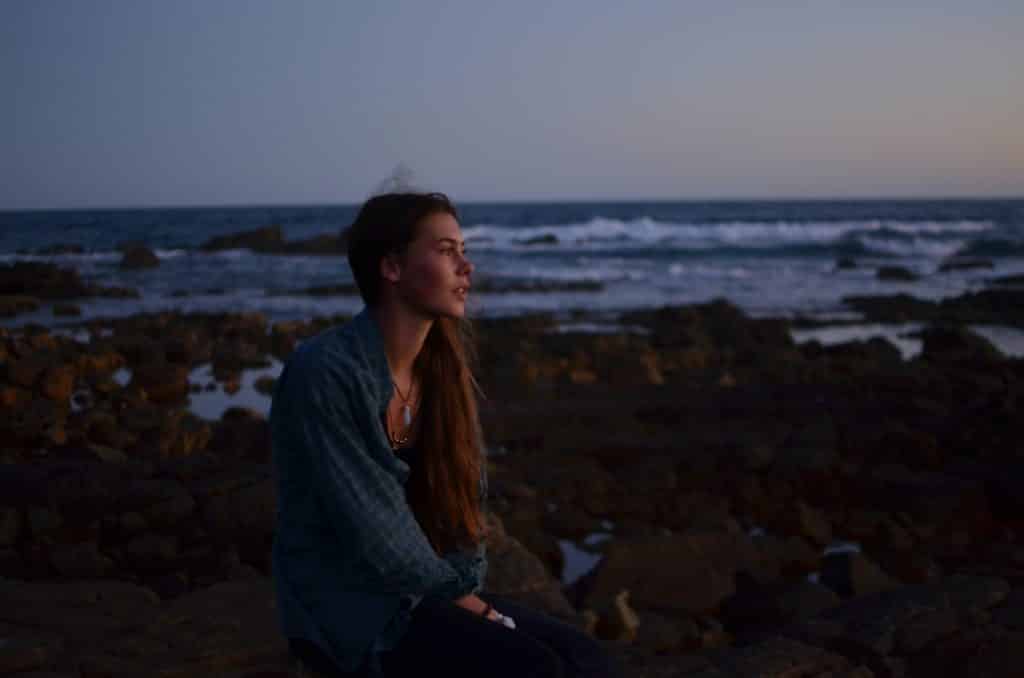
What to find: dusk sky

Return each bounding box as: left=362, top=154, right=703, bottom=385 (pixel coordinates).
left=3, top=1, right=1022, bottom=209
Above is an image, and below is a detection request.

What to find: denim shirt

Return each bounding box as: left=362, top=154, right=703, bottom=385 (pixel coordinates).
left=269, top=306, right=488, bottom=674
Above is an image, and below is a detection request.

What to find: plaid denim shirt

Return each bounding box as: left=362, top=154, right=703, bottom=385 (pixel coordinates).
left=270, top=306, right=488, bottom=674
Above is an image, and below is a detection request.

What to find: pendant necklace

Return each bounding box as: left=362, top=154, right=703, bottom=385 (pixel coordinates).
left=388, top=377, right=415, bottom=449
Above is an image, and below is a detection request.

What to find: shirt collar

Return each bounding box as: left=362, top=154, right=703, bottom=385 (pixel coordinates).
left=351, top=305, right=395, bottom=409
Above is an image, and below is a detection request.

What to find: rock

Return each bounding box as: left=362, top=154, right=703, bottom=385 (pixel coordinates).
left=52, top=302, right=81, bottom=316
left=0, top=576, right=285, bottom=676
left=119, top=245, right=160, bottom=269
left=200, top=225, right=285, bottom=252
left=894, top=606, right=959, bottom=653
left=776, top=579, right=842, bottom=621
left=207, top=408, right=271, bottom=461
left=0, top=295, right=41, bottom=317
left=254, top=375, right=277, bottom=395
left=579, top=531, right=778, bottom=615
left=777, top=417, right=839, bottom=472
left=129, top=363, right=190, bottom=404
left=0, top=634, right=57, bottom=674
left=964, top=632, right=1024, bottom=678
left=144, top=489, right=197, bottom=528
left=630, top=611, right=698, bottom=653
left=821, top=551, right=899, bottom=598
left=939, top=573, right=1010, bottom=614
left=40, top=365, right=76, bottom=401
left=938, top=256, right=993, bottom=273
left=120, top=534, right=179, bottom=572
left=0, top=507, right=22, bottom=547
left=990, top=589, right=1024, bottom=630
left=690, top=635, right=864, bottom=677
left=27, top=507, right=63, bottom=538
left=790, top=502, right=833, bottom=546
left=987, top=273, right=1024, bottom=287
left=49, top=540, right=114, bottom=577
left=0, top=262, right=89, bottom=298
left=916, top=325, right=1004, bottom=363
left=201, top=478, right=275, bottom=540
left=877, top=266, right=920, bottom=282
left=592, top=590, right=641, bottom=643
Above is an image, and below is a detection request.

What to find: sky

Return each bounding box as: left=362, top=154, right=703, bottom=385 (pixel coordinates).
left=2, top=1, right=1022, bottom=209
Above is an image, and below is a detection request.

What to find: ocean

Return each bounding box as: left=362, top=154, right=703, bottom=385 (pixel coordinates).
left=2, top=199, right=1023, bottom=327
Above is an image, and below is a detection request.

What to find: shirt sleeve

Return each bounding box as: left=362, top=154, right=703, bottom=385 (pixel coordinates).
left=285, top=356, right=477, bottom=600
left=429, top=450, right=490, bottom=600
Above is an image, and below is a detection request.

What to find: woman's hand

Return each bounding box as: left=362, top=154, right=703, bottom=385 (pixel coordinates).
left=455, top=593, right=501, bottom=621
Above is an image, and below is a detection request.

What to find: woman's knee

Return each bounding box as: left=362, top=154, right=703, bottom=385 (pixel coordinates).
left=515, top=642, right=564, bottom=678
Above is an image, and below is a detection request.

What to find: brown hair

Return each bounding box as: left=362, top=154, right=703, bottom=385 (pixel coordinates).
left=342, top=192, right=489, bottom=554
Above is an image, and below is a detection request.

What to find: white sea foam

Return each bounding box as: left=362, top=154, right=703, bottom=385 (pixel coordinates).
left=462, top=218, right=994, bottom=253
left=669, top=263, right=752, bottom=278
left=856, top=236, right=966, bottom=258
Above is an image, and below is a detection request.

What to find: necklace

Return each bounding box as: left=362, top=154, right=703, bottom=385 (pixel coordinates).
left=387, top=377, right=416, bottom=449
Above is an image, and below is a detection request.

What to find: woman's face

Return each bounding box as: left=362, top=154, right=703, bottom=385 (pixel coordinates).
left=391, top=211, right=474, bottom=318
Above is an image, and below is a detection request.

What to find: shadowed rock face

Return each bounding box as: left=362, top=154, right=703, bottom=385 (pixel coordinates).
left=199, top=224, right=347, bottom=256
left=0, top=262, right=139, bottom=304
left=1, top=296, right=1024, bottom=675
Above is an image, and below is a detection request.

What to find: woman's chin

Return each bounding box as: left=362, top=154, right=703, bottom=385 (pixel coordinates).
left=443, top=299, right=468, bottom=318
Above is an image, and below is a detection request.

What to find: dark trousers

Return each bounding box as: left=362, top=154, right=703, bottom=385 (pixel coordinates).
left=289, top=592, right=626, bottom=677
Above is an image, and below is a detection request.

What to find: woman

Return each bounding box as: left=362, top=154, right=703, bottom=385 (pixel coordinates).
left=270, top=192, right=624, bottom=677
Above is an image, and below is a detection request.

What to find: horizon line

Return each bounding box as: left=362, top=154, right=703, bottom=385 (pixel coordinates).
left=4, top=192, right=1024, bottom=213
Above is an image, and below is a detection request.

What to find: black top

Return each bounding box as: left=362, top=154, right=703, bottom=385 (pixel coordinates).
left=394, top=442, right=417, bottom=465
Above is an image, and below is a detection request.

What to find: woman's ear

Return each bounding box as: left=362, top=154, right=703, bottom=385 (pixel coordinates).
left=380, top=252, right=403, bottom=284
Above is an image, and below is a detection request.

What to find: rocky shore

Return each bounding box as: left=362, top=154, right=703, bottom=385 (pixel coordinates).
left=2, top=267, right=1024, bottom=675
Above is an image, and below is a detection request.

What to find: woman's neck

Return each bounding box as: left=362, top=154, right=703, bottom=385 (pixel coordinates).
left=369, top=303, right=433, bottom=385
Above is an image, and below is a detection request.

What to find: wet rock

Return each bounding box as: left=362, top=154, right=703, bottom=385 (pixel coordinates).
left=964, top=632, right=1024, bottom=678
left=776, top=417, right=839, bottom=472
left=120, top=534, right=180, bottom=572
left=254, top=375, right=277, bottom=395
left=0, top=262, right=90, bottom=298
left=476, top=514, right=581, bottom=626
left=129, top=363, right=190, bottom=404
left=52, top=302, right=81, bottom=316
left=119, top=245, right=160, bottom=269
left=0, top=262, right=131, bottom=300
left=938, top=256, right=993, bottom=272
left=40, top=365, right=76, bottom=402
left=0, top=634, right=59, bottom=674
left=915, top=325, right=1004, bottom=363
left=784, top=501, right=833, bottom=546
left=579, top=530, right=778, bottom=615
left=721, top=576, right=840, bottom=633
left=265, top=283, right=360, bottom=297
left=690, top=635, right=866, bottom=677
left=200, top=225, right=285, bottom=252
left=988, top=273, right=1024, bottom=287
left=49, top=540, right=114, bottom=577
left=0, top=507, right=22, bottom=546
left=207, top=407, right=271, bottom=461
left=0, top=295, right=41, bottom=317
left=473, top=277, right=604, bottom=293
left=821, top=551, right=899, bottom=598
left=836, top=257, right=858, bottom=269
left=877, top=266, right=920, bottom=282
left=591, top=589, right=641, bottom=643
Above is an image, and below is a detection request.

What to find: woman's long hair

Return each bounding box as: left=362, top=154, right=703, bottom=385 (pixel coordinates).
left=342, top=192, right=489, bottom=555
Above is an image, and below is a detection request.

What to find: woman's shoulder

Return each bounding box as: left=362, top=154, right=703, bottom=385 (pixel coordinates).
left=278, top=321, right=377, bottom=404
